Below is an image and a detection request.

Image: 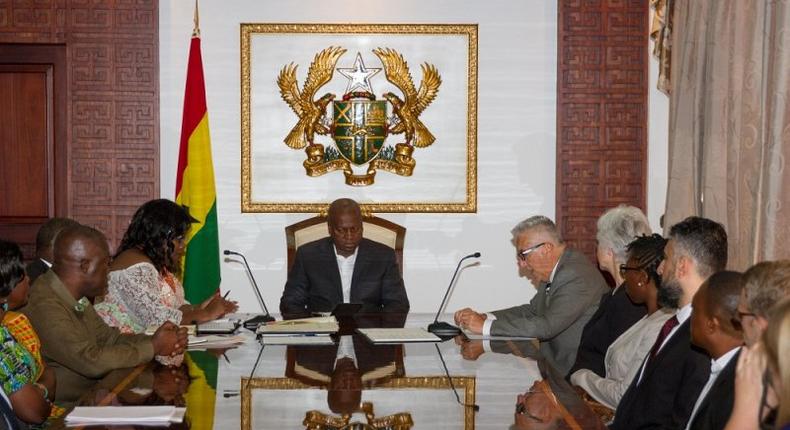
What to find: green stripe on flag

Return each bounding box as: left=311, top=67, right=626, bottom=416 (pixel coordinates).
left=183, top=202, right=220, bottom=304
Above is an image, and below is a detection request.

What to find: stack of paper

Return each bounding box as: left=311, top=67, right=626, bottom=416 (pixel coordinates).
left=188, top=334, right=246, bottom=349
left=65, top=406, right=186, bottom=426
left=256, top=316, right=339, bottom=335
left=356, top=327, right=441, bottom=343
left=260, top=334, right=335, bottom=345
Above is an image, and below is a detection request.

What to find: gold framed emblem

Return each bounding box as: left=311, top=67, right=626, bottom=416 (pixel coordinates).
left=240, top=24, right=478, bottom=213
left=240, top=376, right=477, bottom=430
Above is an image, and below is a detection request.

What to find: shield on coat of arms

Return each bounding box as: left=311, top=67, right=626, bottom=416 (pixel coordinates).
left=332, top=99, right=387, bottom=165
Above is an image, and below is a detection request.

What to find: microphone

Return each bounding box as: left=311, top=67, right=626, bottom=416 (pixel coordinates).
left=434, top=344, right=479, bottom=412
left=427, top=252, right=481, bottom=337
left=223, top=249, right=275, bottom=329
left=222, top=340, right=266, bottom=398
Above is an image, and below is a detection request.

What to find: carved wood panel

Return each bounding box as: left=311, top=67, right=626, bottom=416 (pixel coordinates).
left=556, top=0, right=649, bottom=259
left=0, top=0, right=159, bottom=249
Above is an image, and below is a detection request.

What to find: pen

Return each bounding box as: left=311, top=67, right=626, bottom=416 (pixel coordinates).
left=222, top=353, right=231, bottom=364
left=222, top=290, right=231, bottom=300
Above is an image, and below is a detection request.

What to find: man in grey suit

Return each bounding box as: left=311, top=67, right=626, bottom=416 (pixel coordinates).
left=454, top=215, right=609, bottom=374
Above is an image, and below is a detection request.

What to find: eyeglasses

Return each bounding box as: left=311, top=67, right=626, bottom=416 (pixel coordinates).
left=619, top=264, right=644, bottom=276
left=518, top=243, right=546, bottom=261
left=515, top=401, right=544, bottom=423
left=730, top=310, right=756, bottom=332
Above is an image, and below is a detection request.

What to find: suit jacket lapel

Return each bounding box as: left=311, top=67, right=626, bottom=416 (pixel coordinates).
left=641, top=319, right=690, bottom=383
left=688, top=348, right=739, bottom=429
left=322, top=238, right=344, bottom=301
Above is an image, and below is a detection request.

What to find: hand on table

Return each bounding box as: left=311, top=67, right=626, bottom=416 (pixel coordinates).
left=201, top=293, right=239, bottom=319
left=151, top=321, right=189, bottom=356
left=453, top=308, right=487, bottom=334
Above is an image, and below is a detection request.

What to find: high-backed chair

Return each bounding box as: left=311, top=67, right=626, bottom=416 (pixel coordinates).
left=285, top=215, right=406, bottom=274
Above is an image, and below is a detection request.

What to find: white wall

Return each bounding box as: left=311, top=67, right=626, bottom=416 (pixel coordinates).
left=160, top=1, right=669, bottom=314
left=646, top=17, right=669, bottom=233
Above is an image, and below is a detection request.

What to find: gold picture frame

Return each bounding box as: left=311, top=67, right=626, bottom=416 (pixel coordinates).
left=240, top=376, right=477, bottom=430
left=240, top=23, right=478, bottom=213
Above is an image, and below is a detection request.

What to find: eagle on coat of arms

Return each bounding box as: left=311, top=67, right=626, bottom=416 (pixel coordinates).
left=277, top=46, right=442, bottom=186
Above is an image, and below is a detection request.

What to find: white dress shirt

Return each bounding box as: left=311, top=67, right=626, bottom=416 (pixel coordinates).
left=334, top=246, right=358, bottom=303
left=570, top=308, right=676, bottom=409
left=636, top=303, right=693, bottom=384
left=684, top=346, right=741, bottom=430
left=334, top=335, right=358, bottom=368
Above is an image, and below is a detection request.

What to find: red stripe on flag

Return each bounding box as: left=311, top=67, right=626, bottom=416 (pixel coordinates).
left=176, top=36, right=208, bottom=195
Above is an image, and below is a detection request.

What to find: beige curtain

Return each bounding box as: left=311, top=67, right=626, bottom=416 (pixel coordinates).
left=650, top=0, right=674, bottom=94
left=664, top=0, right=790, bottom=270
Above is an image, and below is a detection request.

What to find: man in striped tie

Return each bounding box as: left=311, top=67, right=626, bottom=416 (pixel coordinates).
left=610, top=216, right=728, bottom=430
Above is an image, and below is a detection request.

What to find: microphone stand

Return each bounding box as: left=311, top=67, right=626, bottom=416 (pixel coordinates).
left=223, top=250, right=275, bottom=329
left=434, top=344, right=479, bottom=412
left=427, top=253, right=481, bottom=337
left=222, top=339, right=266, bottom=398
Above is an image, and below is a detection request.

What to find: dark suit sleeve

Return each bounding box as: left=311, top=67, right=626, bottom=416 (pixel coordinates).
left=280, top=246, right=311, bottom=316
left=379, top=249, right=409, bottom=312
left=670, top=348, right=711, bottom=429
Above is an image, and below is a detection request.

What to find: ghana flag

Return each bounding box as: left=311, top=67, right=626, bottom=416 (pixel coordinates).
left=175, top=15, right=219, bottom=305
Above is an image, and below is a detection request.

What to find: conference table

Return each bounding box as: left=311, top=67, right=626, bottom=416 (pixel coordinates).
left=51, top=314, right=606, bottom=429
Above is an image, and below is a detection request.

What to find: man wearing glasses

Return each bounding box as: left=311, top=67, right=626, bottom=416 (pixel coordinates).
left=454, top=215, right=608, bottom=375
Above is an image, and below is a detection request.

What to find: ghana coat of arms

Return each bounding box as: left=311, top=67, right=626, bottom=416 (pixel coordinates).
left=277, top=46, right=441, bottom=186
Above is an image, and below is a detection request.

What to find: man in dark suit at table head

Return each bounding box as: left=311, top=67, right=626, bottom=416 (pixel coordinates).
left=25, top=217, right=80, bottom=285
left=611, top=216, right=727, bottom=430
left=454, top=215, right=609, bottom=375
left=686, top=270, right=744, bottom=430
left=279, top=198, right=409, bottom=318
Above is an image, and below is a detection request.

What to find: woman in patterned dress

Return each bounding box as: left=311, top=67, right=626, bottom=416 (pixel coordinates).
left=95, top=199, right=236, bottom=334
left=0, top=239, right=55, bottom=424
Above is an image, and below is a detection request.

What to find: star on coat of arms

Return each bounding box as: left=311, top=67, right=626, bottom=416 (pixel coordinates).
left=277, top=46, right=441, bottom=186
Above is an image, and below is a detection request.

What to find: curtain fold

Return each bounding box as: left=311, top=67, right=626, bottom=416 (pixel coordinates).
left=664, top=0, right=790, bottom=269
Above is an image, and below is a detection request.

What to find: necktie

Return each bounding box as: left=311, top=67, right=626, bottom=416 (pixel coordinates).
left=646, top=315, right=679, bottom=366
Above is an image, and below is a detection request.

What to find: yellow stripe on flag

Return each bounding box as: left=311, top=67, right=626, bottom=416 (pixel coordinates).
left=176, top=114, right=216, bottom=243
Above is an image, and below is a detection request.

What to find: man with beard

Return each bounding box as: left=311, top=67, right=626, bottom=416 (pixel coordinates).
left=610, top=216, right=727, bottom=430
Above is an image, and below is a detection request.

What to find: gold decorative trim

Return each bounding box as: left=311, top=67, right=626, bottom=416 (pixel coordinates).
left=241, top=376, right=476, bottom=430
left=240, top=23, right=478, bottom=213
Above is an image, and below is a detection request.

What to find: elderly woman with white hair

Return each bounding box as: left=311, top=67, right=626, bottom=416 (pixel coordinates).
left=566, top=205, right=652, bottom=378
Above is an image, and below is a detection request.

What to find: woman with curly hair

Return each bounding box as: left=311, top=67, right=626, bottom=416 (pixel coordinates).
left=0, top=239, right=56, bottom=424
left=96, top=199, right=236, bottom=334
left=570, top=233, right=676, bottom=410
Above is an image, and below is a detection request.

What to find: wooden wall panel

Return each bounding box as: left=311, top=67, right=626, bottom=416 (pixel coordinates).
left=556, top=0, right=649, bottom=259
left=0, top=0, right=159, bottom=249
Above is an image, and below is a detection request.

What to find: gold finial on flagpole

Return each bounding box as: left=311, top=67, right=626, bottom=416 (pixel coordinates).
left=192, top=0, right=200, bottom=37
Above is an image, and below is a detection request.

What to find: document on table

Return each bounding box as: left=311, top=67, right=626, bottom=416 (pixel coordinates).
left=65, top=406, right=186, bottom=426
left=260, top=334, right=335, bottom=345
left=187, top=334, right=246, bottom=349
left=257, top=316, right=339, bottom=335
left=356, top=327, right=441, bottom=343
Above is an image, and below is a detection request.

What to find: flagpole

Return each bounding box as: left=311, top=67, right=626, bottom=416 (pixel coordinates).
left=193, top=0, right=200, bottom=37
